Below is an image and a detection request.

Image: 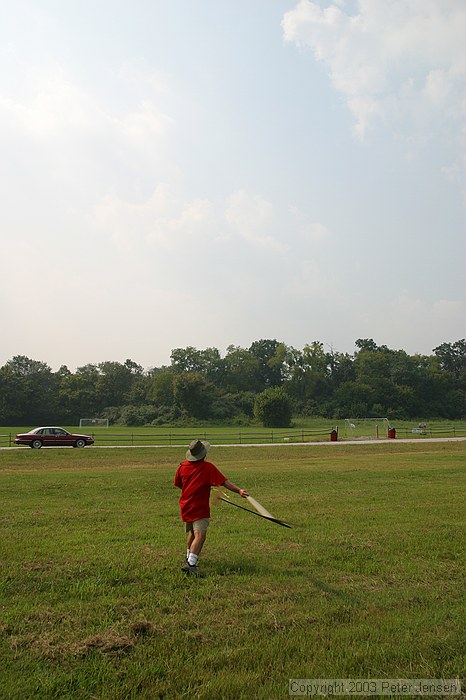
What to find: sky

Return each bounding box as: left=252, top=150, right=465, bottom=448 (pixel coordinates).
left=1, top=0, right=465, bottom=372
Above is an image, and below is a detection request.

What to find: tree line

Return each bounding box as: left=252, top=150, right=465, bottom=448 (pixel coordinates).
left=0, top=338, right=465, bottom=427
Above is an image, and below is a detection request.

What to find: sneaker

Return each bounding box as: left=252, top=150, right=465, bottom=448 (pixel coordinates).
left=181, top=562, right=202, bottom=577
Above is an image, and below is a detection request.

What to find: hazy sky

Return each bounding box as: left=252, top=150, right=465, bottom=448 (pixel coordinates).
left=1, top=0, right=465, bottom=371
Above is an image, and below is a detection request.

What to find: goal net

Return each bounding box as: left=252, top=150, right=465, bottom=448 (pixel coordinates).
left=79, top=418, right=109, bottom=428
left=344, top=417, right=391, bottom=439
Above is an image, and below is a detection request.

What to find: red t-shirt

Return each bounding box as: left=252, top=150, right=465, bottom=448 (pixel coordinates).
left=174, top=459, right=226, bottom=521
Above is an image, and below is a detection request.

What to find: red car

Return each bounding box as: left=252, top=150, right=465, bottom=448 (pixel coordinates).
left=15, top=427, right=94, bottom=449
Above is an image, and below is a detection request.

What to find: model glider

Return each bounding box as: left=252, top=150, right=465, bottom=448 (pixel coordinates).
left=212, top=488, right=292, bottom=528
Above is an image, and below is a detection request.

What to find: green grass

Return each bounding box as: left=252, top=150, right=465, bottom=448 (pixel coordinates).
left=1, top=419, right=465, bottom=448
left=1, top=442, right=465, bottom=698
left=0, top=421, right=338, bottom=448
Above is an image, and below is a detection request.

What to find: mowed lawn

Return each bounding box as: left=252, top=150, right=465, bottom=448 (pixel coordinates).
left=0, top=442, right=464, bottom=699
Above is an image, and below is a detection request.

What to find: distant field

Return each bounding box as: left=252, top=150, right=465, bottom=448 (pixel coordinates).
left=1, top=441, right=465, bottom=698
left=1, top=422, right=335, bottom=448
left=1, top=419, right=465, bottom=448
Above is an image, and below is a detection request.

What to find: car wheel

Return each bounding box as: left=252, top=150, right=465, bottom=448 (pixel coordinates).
left=75, top=439, right=86, bottom=448
left=31, top=440, right=43, bottom=449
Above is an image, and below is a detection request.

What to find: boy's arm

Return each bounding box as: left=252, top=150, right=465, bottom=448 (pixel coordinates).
left=222, top=478, right=248, bottom=498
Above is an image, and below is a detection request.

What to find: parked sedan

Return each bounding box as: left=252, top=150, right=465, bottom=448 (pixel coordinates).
left=15, top=427, right=94, bottom=449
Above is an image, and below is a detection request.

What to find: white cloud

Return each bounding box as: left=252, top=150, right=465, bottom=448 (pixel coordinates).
left=0, top=61, right=176, bottom=204
left=92, top=181, right=336, bottom=264
left=0, top=66, right=99, bottom=136
left=305, top=222, right=330, bottom=242
left=93, top=186, right=299, bottom=256
left=1, top=2, right=464, bottom=373
left=422, top=69, right=452, bottom=106
left=118, top=99, right=174, bottom=143
left=283, top=0, right=466, bottom=143
left=93, top=184, right=217, bottom=255
left=146, top=193, right=216, bottom=248
left=287, top=258, right=337, bottom=301
left=94, top=186, right=306, bottom=257
left=0, top=61, right=174, bottom=140
left=289, top=206, right=331, bottom=243
left=224, top=190, right=289, bottom=253
left=440, top=163, right=461, bottom=184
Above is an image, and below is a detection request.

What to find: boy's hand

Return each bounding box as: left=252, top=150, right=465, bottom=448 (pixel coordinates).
left=223, top=480, right=249, bottom=498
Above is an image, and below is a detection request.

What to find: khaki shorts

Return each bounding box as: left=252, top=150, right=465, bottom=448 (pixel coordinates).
left=184, top=518, right=210, bottom=533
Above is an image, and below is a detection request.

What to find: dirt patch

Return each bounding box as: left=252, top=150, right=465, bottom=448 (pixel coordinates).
left=7, top=620, right=161, bottom=661
left=72, top=631, right=134, bottom=657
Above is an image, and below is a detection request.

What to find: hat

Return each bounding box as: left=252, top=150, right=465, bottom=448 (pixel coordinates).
left=186, top=439, right=209, bottom=462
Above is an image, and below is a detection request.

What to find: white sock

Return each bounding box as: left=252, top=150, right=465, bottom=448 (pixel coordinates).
left=188, top=553, right=198, bottom=566
left=186, top=549, right=190, bottom=560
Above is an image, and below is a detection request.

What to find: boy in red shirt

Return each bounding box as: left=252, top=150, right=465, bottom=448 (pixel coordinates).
left=174, top=439, right=248, bottom=577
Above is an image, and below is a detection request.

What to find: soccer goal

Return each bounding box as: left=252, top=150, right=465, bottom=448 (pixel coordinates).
left=79, top=418, right=109, bottom=428
left=344, top=417, right=391, bottom=439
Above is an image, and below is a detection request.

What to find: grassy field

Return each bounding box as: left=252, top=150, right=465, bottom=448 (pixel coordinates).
left=1, top=419, right=465, bottom=448
left=0, top=442, right=465, bottom=699
left=0, top=422, right=338, bottom=447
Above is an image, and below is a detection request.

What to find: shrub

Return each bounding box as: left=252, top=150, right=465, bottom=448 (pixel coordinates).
left=254, top=387, right=292, bottom=427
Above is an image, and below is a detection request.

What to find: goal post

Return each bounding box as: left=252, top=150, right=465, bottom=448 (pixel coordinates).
left=79, top=418, right=109, bottom=428
left=344, top=417, right=391, bottom=439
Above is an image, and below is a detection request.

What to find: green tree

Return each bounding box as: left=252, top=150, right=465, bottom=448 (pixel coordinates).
left=0, top=356, right=55, bottom=424
left=249, top=339, right=286, bottom=389
left=0, top=364, right=19, bottom=424
left=287, top=342, right=332, bottom=413
left=151, top=369, right=176, bottom=407
left=173, top=372, right=217, bottom=419
left=254, top=387, right=292, bottom=427
left=332, top=381, right=374, bottom=418
left=355, top=338, right=389, bottom=353
left=433, top=340, right=466, bottom=380
left=170, top=346, right=224, bottom=381
left=96, top=361, right=137, bottom=408
left=328, top=350, right=356, bottom=387
left=58, top=366, right=99, bottom=422
left=125, top=375, right=151, bottom=406
left=222, top=345, right=260, bottom=392
left=171, top=347, right=203, bottom=373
